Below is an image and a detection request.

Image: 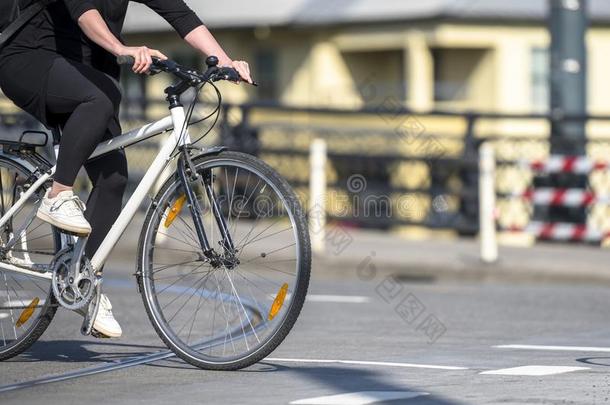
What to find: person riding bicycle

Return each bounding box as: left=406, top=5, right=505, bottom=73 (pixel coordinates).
left=0, top=0, right=253, bottom=339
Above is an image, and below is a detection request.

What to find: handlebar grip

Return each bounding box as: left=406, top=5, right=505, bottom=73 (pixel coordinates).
left=117, top=55, right=136, bottom=65
left=217, top=67, right=241, bottom=82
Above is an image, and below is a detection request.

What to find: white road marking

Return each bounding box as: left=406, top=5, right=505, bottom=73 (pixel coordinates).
left=480, top=366, right=589, bottom=376
left=495, top=344, right=610, bottom=353
left=267, top=358, right=468, bottom=370
left=290, top=391, right=429, bottom=404
left=306, top=295, right=371, bottom=303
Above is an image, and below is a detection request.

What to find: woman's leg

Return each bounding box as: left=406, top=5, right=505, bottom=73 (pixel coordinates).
left=45, top=58, right=122, bottom=193
left=43, top=58, right=127, bottom=256
left=83, top=150, right=129, bottom=259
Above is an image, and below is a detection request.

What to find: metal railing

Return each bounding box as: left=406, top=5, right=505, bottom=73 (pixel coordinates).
left=3, top=101, right=610, bottom=239
left=218, top=102, right=610, bottom=239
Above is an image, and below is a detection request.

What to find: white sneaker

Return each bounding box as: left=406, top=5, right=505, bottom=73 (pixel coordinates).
left=78, top=294, right=123, bottom=338
left=37, top=190, right=92, bottom=235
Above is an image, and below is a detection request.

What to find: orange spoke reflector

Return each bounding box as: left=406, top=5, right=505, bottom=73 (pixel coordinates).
left=164, top=194, right=187, bottom=228
left=16, top=297, right=39, bottom=328
left=268, top=283, right=289, bottom=321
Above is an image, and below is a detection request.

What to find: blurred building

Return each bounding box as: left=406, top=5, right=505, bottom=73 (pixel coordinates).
left=122, top=0, right=610, bottom=115
left=2, top=1, right=610, bottom=237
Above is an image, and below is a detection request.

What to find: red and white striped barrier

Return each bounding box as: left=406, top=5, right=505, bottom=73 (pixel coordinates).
left=481, top=148, right=610, bottom=260
left=510, top=222, right=607, bottom=243
left=524, top=156, right=610, bottom=174
left=516, top=188, right=610, bottom=207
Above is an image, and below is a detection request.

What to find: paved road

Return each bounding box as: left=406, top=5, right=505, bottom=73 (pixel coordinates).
left=2, top=254, right=610, bottom=405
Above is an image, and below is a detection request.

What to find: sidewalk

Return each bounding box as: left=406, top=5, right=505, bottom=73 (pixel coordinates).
left=108, top=213, right=610, bottom=285
left=314, top=227, right=610, bottom=284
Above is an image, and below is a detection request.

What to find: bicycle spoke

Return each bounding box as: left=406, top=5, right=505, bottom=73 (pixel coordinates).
left=157, top=264, right=208, bottom=297
left=152, top=259, right=201, bottom=274
left=166, top=274, right=210, bottom=324
left=236, top=214, right=284, bottom=254
left=156, top=231, right=201, bottom=250
left=2, top=271, right=17, bottom=340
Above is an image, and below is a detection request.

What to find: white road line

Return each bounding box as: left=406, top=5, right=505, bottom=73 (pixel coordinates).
left=267, top=358, right=468, bottom=370
left=290, top=391, right=430, bottom=405
left=306, top=295, right=371, bottom=303
left=495, top=344, right=610, bottom=353
left=480, top=366, right=589, bottom=376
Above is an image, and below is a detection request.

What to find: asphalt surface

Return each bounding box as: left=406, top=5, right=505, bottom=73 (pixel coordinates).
left=2, top=249, right=610, bottom=405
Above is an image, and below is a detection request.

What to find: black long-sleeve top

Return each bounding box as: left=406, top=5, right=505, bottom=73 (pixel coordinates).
left=1, top=0, right=203, bottom=79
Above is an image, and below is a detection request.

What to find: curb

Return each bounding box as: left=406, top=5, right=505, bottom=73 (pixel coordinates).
left=312, top=255, right=610, bottom=286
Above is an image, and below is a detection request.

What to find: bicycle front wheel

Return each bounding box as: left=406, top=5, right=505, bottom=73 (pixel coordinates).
left=137, top=151, right=311, bottom=370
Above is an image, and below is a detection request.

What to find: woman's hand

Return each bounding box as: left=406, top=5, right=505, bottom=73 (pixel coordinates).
left=220, top=59, right=253, bottom=84
left=118, top=46, right=168, bottom=74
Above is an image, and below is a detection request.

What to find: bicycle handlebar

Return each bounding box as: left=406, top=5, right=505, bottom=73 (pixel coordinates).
left=117, top=55, right=257, bottom=86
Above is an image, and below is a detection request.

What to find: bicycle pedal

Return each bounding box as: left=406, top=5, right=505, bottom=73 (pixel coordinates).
left=56, top=228, right=90, bottom=238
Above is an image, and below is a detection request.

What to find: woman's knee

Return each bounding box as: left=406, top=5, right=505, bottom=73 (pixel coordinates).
left=84, top=90, right=116, bottom=123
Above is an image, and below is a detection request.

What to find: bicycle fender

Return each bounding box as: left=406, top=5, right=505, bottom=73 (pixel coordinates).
left=190, top=146, right=227, bottom=159
left=0, top=151, right=39, bottom=174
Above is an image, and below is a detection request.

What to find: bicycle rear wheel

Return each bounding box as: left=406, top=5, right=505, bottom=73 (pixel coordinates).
left=138, top=151, right=310, bottom=370
left=0, top=156, right=60, bottom=361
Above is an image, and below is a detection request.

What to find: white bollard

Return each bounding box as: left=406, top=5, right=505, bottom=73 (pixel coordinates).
left=479, top=142, right=498, bottom=263
left=309, top=139, right=327, bottom=254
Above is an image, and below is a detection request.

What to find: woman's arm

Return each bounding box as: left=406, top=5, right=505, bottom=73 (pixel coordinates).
left=137, top=0, right=253, bottom=83
left=184, top=26, right=252, bottom=84
left=77, top=9, right=166, bottom=74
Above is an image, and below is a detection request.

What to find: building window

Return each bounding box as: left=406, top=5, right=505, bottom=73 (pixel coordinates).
left=342, top=50, right=406, bottom=107
left=255, top=50, right=279, bottom=102
left=432, top=48, right=469, bottom=102
left=531, top=48, right=549, bottom=112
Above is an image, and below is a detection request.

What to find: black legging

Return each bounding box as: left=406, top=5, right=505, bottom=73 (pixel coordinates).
left=46, top=58, right=128, bottom=259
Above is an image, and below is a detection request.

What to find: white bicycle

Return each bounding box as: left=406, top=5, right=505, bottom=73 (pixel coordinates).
left=0, top=56, right=311, bottom=370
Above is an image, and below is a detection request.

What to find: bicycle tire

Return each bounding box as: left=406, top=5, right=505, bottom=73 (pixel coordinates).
left=137, top=151, right=311, bottom=370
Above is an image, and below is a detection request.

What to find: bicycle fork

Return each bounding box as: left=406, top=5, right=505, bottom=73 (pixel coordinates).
left=177, top=151, right=236, bottom=266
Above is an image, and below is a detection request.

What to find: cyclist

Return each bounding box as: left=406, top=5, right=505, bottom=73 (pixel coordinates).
left=0, top=0, right=253, bottom=338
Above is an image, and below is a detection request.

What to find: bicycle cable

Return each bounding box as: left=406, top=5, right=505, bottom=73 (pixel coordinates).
left=171, top=79, right=223, bottom=158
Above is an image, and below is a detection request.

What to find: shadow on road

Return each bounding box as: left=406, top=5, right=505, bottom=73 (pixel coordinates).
left=6, top=340, right=165, bottom=363
left=257, top=362, right=463, bottom=404
left=143, top=360, right=463, bottom=404
left=577, top=357, right=610, bottom=367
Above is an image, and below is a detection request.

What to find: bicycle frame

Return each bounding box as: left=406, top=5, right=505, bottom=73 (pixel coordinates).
left=0, top=105, right=190, bottom=279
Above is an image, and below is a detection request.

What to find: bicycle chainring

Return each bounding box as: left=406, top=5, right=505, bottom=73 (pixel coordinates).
left=51, top=249, right=97, bottom=311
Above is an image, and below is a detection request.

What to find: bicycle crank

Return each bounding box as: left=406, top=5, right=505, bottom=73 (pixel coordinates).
left=81, top=280, right=102, bottom=336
